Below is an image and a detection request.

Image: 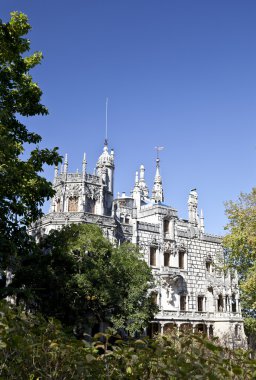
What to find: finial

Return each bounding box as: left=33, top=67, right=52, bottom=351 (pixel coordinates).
left=54, top=165, right=58, bottom=178
left=139, top=165, right=145, bottom=180
left=200, top=209, right=205, bottom=233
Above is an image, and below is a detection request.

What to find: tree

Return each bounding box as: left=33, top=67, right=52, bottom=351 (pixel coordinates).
left=0, top=12, right=61, bottom=274
left=224, top=188, right=256, bottom=344
left=10, top=224, right=157, bottom=335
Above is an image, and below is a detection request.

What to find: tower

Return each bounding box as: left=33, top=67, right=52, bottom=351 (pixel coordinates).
left=96, top=141, right=115, bottom=215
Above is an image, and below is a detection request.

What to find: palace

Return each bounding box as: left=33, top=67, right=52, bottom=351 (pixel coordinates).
left=31, top=141, right=246, bottom=346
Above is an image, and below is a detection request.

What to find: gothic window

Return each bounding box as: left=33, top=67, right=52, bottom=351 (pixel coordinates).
left=86, top=198, right=95, bottom=214
left=68, top=196, right=78, bottom=212
left=150, top=247, right=157, bottom=266
left=179, top=251, right=185, bottom=269
left=218, top=294, right=224, bottom=312
left=164, top=252, right=170, bottom=267
left=232, top=294, right=236, bottom=312
left=226, top=295, right=229, bottom=311
left=120, top=214, right=124, bottom=223
left=164, top=219, right=169, bottom=233
left=206, top=261, right=211, bottom=272
left=180, top=295, right=186, bottom=311
left=125, top=215, right=130, bottom=224
left=198, top=296, right=204, bottom=312
left=56, top=199, right=60, bottom=212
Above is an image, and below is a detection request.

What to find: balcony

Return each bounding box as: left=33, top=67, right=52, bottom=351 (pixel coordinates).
left=155, top=310, right=242, bottom=321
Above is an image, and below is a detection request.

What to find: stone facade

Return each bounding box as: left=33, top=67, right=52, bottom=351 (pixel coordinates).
left=30, top=142, right=246, bottom=347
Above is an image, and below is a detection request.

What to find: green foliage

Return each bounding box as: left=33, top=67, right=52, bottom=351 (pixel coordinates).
left=1, top=301, right=255, bottom=379
left=224, top=188, right=256, bottom=348
left=224, top=188, right=256, bottom=276
left=0, top=12, right=61, bottom=272
left=10, top=224, right=157, bottom=335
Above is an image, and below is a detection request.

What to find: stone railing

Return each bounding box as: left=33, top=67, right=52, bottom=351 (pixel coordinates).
left=156, top=310, right=242, bottom=320
left=137, top=222, right=160, bottom=233
left=201, top=233, right=222, bottom=244
left=40, top=212, right=116, bottom=227
left=159, top=267, right=181, bottom=276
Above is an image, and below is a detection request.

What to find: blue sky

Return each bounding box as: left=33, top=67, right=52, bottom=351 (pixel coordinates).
left=1, top=1, right=256, bottom=235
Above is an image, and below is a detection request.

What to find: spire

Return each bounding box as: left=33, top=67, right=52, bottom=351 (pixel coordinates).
left=200, top=209, right=205, bottom=233
left=64, top=154, right=68, bottom=174
left=138, top=165, right=149, bottom=199
left=54, top=165, right=58, bottom=178
left=151, top=157, right=164, bottom=203
left=53, top=165, right=58, bottom=185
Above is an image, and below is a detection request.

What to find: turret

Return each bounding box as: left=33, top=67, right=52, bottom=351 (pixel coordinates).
left=96, top=141, right=115, bottom=195
left=188, top=189, right=198, bottom=225
left=151, top=157, right=164, bottom=203
left=82, top=152, right=87, bottom=179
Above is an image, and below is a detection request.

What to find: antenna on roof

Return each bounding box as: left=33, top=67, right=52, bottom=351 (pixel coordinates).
left=105, top=97, right=108, bottom=146
left=154, top=146, right=164, bottom=159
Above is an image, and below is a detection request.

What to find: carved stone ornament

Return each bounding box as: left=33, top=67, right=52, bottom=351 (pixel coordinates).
left=163, top=241, right=173, bottom=252
left=84, top=184, right=101, bottom=200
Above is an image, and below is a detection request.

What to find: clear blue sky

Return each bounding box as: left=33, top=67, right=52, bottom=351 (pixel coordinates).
left=1, top=1, right=256, bottom=235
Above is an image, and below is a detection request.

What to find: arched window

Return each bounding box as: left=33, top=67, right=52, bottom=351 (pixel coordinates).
left=198, top=296, right=204, bottom=312
left=218, top=294, right=224, bottom=312
left=68, top=196, right=78, bottom=212
left=86, top=198, right=95, bottom=214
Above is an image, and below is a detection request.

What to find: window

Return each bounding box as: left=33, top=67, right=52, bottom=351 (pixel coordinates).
left=85, top=198, right=95, bottom=214
left=164, top=252, right=170, bottom=266
left=198, top=296, right=204, bottom=312
left=125, top=216, right=130, bottom=224
left=179, top=251, right=185, bottom=269
left=232, top=294, right=236, bottom=312
left=206, top=261, right=211, bottom=272
left=218, top=294, right=224, bottom=312
left=150, top=247, right=157, bottom=266
left=180, top=295, right=186, bottom=311
left=68, top=196, right=78, bottom=212
left=235, top=325, right=239, bottom=338
left=151, top=292, right=158, bottom=305
left=164, top=219, right=169, bottom=233
left=56, top=199, right=60, bottom=212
